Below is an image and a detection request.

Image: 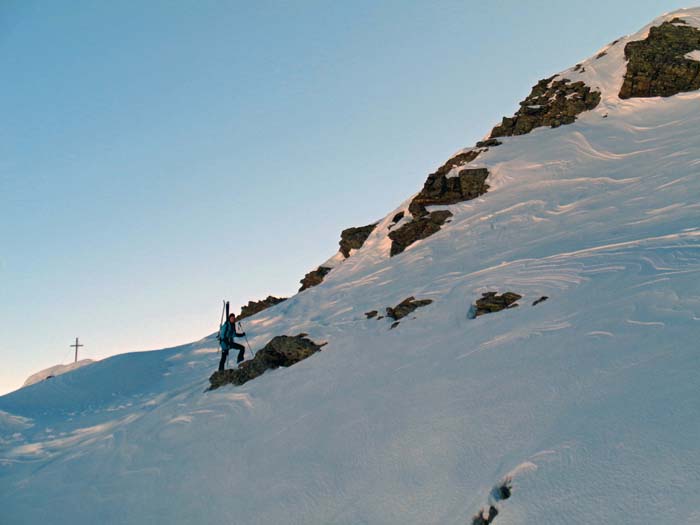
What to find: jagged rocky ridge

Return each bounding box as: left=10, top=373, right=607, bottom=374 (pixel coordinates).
left=209, top=334, right=325, bottom=389
left=388, top=70, right=603, bottom=257
left=268, top=16, right=700, bottom=292
left=238, top=296, right=287, bottom=321
left=619, top=18, right=700, bottom=99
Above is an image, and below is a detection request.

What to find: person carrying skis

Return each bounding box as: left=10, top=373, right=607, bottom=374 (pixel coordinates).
left=219, top=313, right=246, bottom=371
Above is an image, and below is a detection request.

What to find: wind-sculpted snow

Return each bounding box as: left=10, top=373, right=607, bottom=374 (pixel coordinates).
left=2, top=8, right=700, bottom=525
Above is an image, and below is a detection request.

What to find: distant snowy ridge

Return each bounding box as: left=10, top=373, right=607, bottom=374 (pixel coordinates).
left=22, top=359, right=94, bottom=387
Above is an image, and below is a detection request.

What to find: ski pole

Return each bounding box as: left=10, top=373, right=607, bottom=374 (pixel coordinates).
left=239, top=321, right=254, bottom=357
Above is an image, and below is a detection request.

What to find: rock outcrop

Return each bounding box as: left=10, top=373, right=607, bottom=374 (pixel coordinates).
left=299, top=266, right=332, bottom=292
left=408, top=168, right=490, bottom=217
left=388, top=210, right=453, bottom=256
left=474, top=292, right=522, bottom=316
left=208, top=334, right=324, bottom=390
left=385, top=296, right=433, bottom=321
left=339, top=223, right=377, bottom=258
left=388, top=153, right=490, bottom=256
left=388, top=211, right=405, bottom=230
left=474, top=138, right=502, bottom=148
left=619, top=19, right=700, bottom=99
left=489, top=76, right=601, bottom=138
left=430, top=149, right=482, bottom=177
left=238, top=295, right=287, bottom=321
left=532, top=296, right=549, bottom=306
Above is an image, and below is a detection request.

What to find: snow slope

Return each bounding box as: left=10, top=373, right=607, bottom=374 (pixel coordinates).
left=2, top=9, right=700, bottom=525
left=22, top=359, right=95, bottom=388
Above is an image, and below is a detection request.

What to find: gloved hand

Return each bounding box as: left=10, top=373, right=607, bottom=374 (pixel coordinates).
left=240, top=332, right=246, bottom=337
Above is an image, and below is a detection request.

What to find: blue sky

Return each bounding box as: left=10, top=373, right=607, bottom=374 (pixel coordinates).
left=0, top=0, right=689, bottom=394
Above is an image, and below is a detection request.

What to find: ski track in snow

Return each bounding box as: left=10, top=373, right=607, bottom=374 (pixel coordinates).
left=2, top=8, right=700, bottom=525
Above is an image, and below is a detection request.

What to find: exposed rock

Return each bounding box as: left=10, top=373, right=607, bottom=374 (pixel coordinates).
left=532, top=296, right=549, bottom=306
left=339, top=223, right=377, bottom=258
left=386, top=146, right=491, bottom=256
left=596, top=50, right=608, bottom=59
left=475, top=138, right=502, bottom=148
left=388, top=166, right=489, bottom=255
left=298, top=221, right=378, bottom=293
left=365, top=310, right=378, bottom=319
left=208, top=334, right=324, bottom=390
left=619, top=19, right=700, bottom=99
left=474, top=292, right=522, bottom=316
left=385, top=296, right=434, bottom=321
left=433, top=150, right=482, bottom=178
left=408, top=168, right=490, bottom=218
left=489, top=76, right=601, bottom=138
left=390, top=321, right=400, bottom=329
left=388, top=210, right=453, bottom=256
left=238, top=295, right=287, bottom=321
left=388, top=211, right=405, bottom=229
left=299, top=266, right=332, bottom=292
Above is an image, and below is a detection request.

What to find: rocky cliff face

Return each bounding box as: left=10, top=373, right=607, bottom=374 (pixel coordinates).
left=619, top=19, right=700, bottom=99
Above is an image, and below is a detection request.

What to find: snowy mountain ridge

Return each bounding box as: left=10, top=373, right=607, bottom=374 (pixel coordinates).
left=1, top=8, right=700, bottom=524
left=22, top=359, right=95, bottom=388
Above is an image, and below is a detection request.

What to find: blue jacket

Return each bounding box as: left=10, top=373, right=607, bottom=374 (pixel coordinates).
left=219, top=321, right=244, bottom=351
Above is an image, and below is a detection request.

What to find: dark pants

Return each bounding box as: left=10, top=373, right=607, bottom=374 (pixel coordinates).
left=219, top=342, right=245, bottom=371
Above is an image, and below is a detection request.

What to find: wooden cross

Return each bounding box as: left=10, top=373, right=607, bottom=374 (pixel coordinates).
left=70, top=337, right=83, bottom=363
